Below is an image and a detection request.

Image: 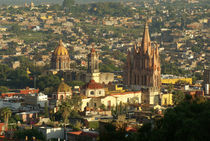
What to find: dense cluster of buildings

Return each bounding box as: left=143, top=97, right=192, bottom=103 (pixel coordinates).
left=0, top=0, right=209, bottom=140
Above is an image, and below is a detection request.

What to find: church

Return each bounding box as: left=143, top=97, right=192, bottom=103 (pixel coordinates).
left=124, top=21, right=161, bottom=105
left=49, top=40, right=114, bottom=84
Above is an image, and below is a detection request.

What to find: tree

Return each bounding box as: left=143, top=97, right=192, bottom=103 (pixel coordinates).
left=37, top=74, right=61, bottom=91
left=73, top=121, right=82, bottom=131
left=59, top=99, right=72, bottom=124
left=0, top=86, right=9, bottom=93
left=100, top=104, right=106, bottom=110
left=66, top=80, right=85, bottom=87
left=172, top=90, right=185, bottom=105
left=70, top=95, right=82, bottom=111
left=14, top=128, right=45, bottom=140
left=166, top=84, right=174, bottom=93
left=150, top=98, right=210, bottom=141
left=0, top=107, right=12, bottom=128
left=105, top=98, right=210, bottom=141
left=62, top=0, right=75, bottom=10
left=44, top=102, right=49, bottom=118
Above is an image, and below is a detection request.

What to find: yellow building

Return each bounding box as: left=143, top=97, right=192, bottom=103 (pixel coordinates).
left=161, top=78, right=192, bottom=85
left=161, top=93, right=173, bottom=106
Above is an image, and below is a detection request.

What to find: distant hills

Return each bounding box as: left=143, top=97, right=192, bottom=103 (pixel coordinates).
left=0, top=0, right=134, bottom=6
left=0, top=0, right=60, bottom=6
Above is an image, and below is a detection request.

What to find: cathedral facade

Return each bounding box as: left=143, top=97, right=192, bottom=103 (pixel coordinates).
left=124, top=22, right=161, bottom=105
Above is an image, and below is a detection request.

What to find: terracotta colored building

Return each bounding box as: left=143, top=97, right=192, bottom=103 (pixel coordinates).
left=0, top=88, right=39, bottom=98
left=124, top=22, right=161, bottom=105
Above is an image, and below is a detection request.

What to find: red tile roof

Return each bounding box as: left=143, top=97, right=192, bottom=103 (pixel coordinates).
left=68, top=131, right=82, bottom=135
left=86, top=80, right=104, bottom=89
left=68, top=131, right=98, bottom=138
left=126, top=127, right=137, bottom=132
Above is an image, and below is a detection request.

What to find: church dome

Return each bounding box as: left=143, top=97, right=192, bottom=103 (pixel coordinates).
left=53, top=40, right=69, bottom=56
left=51, top=40, right=71, bottom=71
left=57, top=79, right=72, bottom=93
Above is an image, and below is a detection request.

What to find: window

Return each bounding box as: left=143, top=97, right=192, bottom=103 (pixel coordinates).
left=127, top=98, right=129, bottom=102
left=164, top=98, right=167, bottom=105
left=60, top=95, right=64, bottom=100
left=94, top=103, right=97, bottom=107
left=90, top=91, right=94, bottom=95
left=98, top=91, right=101, bottom=94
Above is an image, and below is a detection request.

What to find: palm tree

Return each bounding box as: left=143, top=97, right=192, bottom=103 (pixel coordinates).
left=0, top=107, right=12, bottom=128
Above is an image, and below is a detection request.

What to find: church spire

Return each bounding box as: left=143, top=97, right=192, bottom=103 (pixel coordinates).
left=141, top=21, right=151, bottom=54
left=91, top=43, right=96, bottom=53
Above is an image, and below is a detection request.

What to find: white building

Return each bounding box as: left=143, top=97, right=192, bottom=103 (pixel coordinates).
left=81, top=79, right=142, bottom=111
left=38, top=126, right=64, bottom=140
left=81, top=87, right=141, bottom=111
left=24, top=92, right=48, bottom=108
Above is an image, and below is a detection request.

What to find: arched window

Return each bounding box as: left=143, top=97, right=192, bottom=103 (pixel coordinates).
left=90, top=91, right=94, bottom=95
left=60, top=95, right=64, bottom=100
left=98, top=91, right=101, bottom=95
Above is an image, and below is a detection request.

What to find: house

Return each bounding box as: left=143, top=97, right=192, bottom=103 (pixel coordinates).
left=160, top=93, right=173, bottom=106
left=0, top=123, right=7, bottom=136
left=16, top=111, right=39, bottom=123
left=67, top=131, right=98, bottom=141
left=38, top=126, right=64, bottom=140
left=24, top=92, right=48, bottom=108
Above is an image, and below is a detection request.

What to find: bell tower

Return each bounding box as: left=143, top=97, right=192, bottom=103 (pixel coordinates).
left=86, top=47, right=100, bottom=83
left=87, top=47, right=99, bottom=73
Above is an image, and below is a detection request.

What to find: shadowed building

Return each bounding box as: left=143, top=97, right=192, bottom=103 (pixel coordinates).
left=86, top=47, right=114, bottom=84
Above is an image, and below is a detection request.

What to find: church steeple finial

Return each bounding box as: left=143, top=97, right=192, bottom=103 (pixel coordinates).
left=141, top=20, right=151, bottom=54
left=59, top=40, right=63, bottom=46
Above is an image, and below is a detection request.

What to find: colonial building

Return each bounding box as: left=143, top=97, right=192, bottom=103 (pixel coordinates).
left=82, top=80, right=106, bottom=98
left=80, top=80, right=141, bottom=111
left=51, top=40, right=71, bottom=71
left=124, top=22, right=161, bottom=105
left=81, top=90, right=142, bottom=112
left=50, top=79, right=72, bottom=111
left=49, top=40, right=114, bottom=84
left=24, top=92, right=48, bottom=108
left=86, top=47, right=114, bottom=84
